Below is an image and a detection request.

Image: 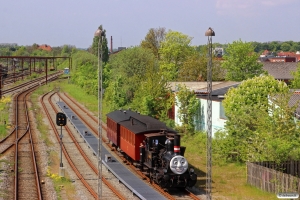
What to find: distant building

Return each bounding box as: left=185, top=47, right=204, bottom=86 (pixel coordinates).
left=214, top=47, right=224, bottom=58
left=38, top=44, right=52, bottom=51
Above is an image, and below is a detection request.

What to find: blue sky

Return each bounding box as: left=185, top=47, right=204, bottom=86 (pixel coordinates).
left=1, top=0, right=299, bottom=48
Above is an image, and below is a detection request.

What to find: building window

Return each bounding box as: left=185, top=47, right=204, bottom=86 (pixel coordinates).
left=220, top=102, right=227, bottom=120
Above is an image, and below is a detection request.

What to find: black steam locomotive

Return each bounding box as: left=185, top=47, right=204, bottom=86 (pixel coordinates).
left=107, top=109, right=197, bottom=188
left=140, top=131, right=197, bottom=188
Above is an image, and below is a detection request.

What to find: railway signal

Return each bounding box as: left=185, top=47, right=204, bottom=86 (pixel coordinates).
left=56, top=112, right=67, bottom=126
left=56, top=112, right=67, bottom=176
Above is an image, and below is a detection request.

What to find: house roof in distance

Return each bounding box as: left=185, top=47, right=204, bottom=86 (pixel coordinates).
left=263, top=62, right=298, bottom=80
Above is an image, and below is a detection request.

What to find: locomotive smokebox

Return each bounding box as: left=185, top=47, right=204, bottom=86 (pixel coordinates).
left=174, top=135, right=180, bottom=155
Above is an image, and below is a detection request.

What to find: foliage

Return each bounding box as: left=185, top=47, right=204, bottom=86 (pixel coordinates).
left=177, top=50, right=207, bottom=81
left=69, top=50, right=98, bottom=95
left=159, top=30, right=193, bottom=81
left=141, top=27, right=166, bottom=59
left=130, top=61, right=172, bottom=120
left=175, top=84, right=200, bottom=133
left=290, top=63, right=300, bottom=89
left=90, top=25, right=109, bottom=63
left=218, top=75, right=295, bottom=162
left=104, top=47, right=156, bottom=111
left=222, top=39, right=265, bottom=81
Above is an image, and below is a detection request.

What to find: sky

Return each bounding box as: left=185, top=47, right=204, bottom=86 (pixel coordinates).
left=1, top=0, right=299, bottom=49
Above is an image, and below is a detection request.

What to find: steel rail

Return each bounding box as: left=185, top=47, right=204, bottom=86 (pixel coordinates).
left=13, top=86, right=43, bottom=200
left=41, top=92, right=98, bottom=198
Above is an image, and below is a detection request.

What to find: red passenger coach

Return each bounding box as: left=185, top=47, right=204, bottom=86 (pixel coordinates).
left=106, top=110, right=176, bottom=161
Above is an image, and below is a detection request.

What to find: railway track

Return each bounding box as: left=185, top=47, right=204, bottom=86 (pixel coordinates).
left=41, top=92, right=130, bottom=199
left=2, top=71, right=62, bottom=95
left=0, top=74, right=61, bottom=199
left=58, top=92, right=201, bottom=200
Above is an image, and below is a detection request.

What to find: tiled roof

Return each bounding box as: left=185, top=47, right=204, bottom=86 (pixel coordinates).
left=263, top=62, right=298, bottom=80
left=288, top=91, right=300, bottom=117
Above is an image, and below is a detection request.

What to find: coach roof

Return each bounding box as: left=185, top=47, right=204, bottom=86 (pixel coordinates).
left=106, top=109, right=176, bottom=134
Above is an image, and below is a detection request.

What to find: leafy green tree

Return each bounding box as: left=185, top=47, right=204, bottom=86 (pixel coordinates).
left=12, top=46, right=30, bottom=56
left=69, top=50, right=98, bottom=95
left=159, top=30, right=193, bottom=81
left=290, top=63, right=300, bottom=89
left=91, top=25, right=109, bottom=63
left=222, top=39, right=264, bottom=81
left=219, top=75, right=290, bottom=162
left=254, top=92, right=300, bottom=163
left=280, top=42, right=291, bottom=52
left=104, top=47, right=156, bottom=110
left=290, top=43, right=300, bottom=52
left=141, top=27, right=166, bottom=59
left=130, top=61, right=172, bottom=121
left=175, top=84, right=200, bottom=133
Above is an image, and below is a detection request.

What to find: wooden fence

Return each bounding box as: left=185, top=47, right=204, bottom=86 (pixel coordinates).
left=247, top=161, right=300, bottom=194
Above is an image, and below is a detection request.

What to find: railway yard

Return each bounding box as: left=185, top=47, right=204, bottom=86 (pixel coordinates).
left=0, top=71, right=205, bottom=199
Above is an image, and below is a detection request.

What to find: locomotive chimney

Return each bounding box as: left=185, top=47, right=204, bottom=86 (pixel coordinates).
left=166, top=138, right=174, bottom=154
left=174, top=135, right=180, bottom=155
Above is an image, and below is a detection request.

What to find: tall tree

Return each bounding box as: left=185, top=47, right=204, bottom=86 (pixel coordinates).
left=175, top=84, right=200, bottom=133
left=219, top=75, right=291, bottom=162
left=130, top=60, right=172, bottom=121
left=141, top=27, right=166, bottom=59
left=91, top=25, right=109, bottom=63
left=222, top=39, right=264, bottom=81
left=280, top=42, right=291, bottom=52
left=104, top=47, right=156, bottom=111
left=290, top=63, right=300, bottom=89
left=159, top=30, right=193, bottom=81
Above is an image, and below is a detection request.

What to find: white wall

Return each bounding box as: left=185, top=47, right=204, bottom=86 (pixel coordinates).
left=174, top=96, right=227, bottom=137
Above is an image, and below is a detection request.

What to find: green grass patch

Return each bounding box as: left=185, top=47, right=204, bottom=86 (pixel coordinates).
left=181, top=133, right=278, bottom=200
left=0, top=96, right=12, bottom=138
left=57, top=79, right=109, bottom=123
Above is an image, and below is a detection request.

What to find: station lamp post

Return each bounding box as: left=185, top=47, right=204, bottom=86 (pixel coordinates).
left=205, top=27, right=215, bottom=200
left=94, top=27, right=104, bottom=200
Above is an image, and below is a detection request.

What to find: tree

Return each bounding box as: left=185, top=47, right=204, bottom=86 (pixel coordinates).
left=222, top=39, right=265, bottom=81
left=130, top=61, right=173, bottom=121
left=280, top=42, right=291, bottom=52
left=91, top=25, right=109, bottom=63
left=141, top=27, right=166, bottom=59
left=159, top=30, right=193, bottom=81
left=177, top=50, right=207, bottom=81
left=104, top=47, right=156, bottom=111
left=175, top=84, right=200, bottom=133
left=290, top=63, right=300, bottom=89
left=219, top=75, right=291, bottom=162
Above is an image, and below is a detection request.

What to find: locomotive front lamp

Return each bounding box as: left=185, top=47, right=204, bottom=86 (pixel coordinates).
left=190, top=168, right=194, bottom=173
left=94, top=27, right=105, bottom=200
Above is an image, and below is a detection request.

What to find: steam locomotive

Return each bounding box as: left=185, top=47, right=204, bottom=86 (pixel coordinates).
left=106, top=109, right=197, bottom=188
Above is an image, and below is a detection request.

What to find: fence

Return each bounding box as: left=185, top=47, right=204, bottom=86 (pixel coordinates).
left=247, top=161, right=300, bottom=194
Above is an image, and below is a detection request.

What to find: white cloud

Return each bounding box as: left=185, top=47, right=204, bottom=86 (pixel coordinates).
left=215, top=0, right=297, bottom=16
left=261, top=0, right=296, bottom=6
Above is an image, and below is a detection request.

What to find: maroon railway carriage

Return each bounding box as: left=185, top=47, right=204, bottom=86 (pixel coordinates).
left=106, top=109, right=176, bottom=161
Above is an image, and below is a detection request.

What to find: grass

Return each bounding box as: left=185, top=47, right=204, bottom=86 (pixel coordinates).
left=0, top=96, right=12, bottom=138
left=181, top=133, right=279, bottom=200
